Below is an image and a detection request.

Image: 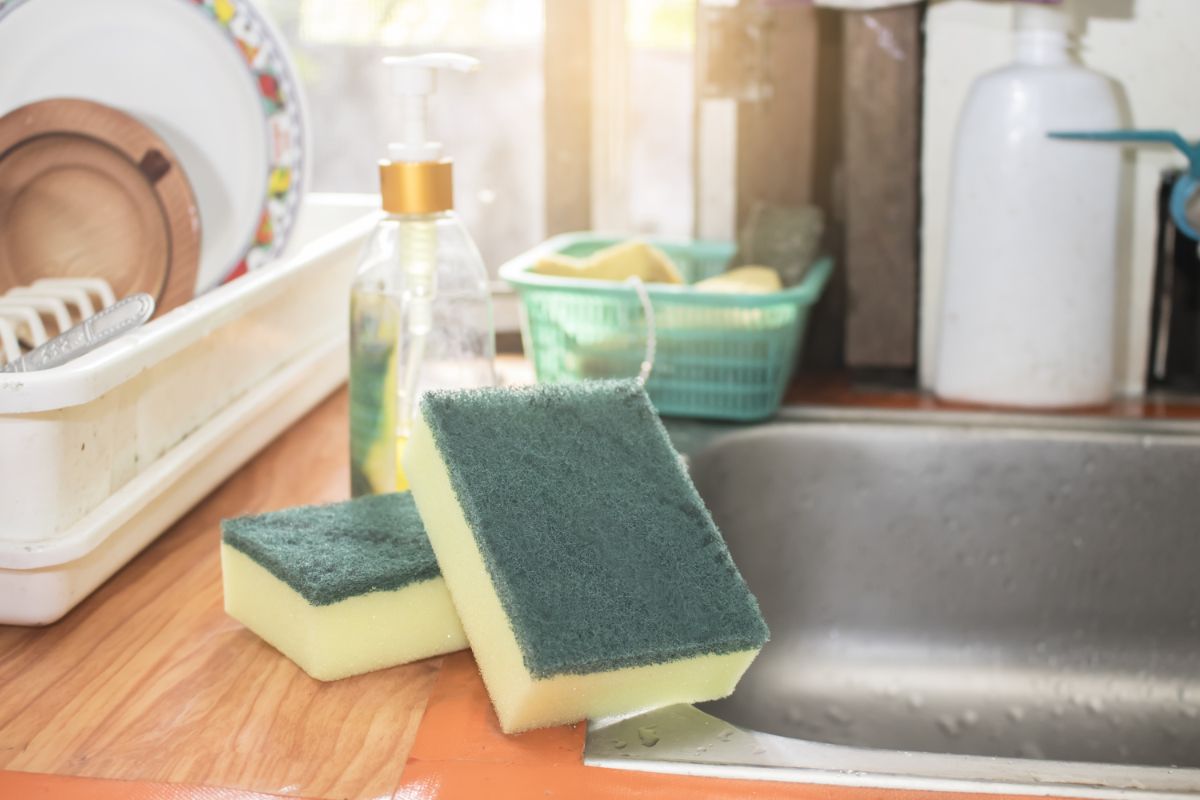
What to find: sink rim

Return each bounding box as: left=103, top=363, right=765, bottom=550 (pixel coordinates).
left=586, top=703, right=1200, bottom=798
left=771, top=403, right=1200, bottom=438
left=665, top=402, right=1200, bottom=481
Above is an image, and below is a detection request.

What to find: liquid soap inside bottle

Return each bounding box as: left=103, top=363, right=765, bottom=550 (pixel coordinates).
left=349, top=52, right=494, bottom=495
left=349, top=213, right=495, bottom=496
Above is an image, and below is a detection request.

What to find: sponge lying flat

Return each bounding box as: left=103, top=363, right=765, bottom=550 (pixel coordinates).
left=693, top=265, right=783, bottom=294
left=221, top=493, right=467, bottom=681
left=403, top=380, right=768, bottom=732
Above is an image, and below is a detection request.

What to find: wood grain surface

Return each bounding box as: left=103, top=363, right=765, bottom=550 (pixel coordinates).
left=0, top=388, right=440, bottom=800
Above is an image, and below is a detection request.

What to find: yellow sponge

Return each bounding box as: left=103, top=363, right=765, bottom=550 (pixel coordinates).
left=532, top=240, right=684, bottom=284
left=693, top=265, right=783, bottom=294
left=221, top=493, right=467, bottom=681
left=404, top=381, right=768, bottom=732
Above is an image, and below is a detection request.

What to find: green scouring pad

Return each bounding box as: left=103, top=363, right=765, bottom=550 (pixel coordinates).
left=221, top=492, right=467, bottom=681
left=402, top=379, right=769, bottom=732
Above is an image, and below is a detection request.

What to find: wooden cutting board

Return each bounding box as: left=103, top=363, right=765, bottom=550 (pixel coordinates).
left=0, top=98, right=201, bottom=316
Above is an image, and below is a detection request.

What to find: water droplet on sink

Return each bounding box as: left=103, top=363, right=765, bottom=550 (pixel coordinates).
left=1020, top=741, right=1046, bottom=759
left=961, top=709, right=980, bottom=728
left=907, top=693, right=926, bottom=710
left=825, top=705, right=852, bottom=725
left=718, top=728, right=735, bottom=742
left=937, top=715, right=961, bottom=737
left=1007, top=706, right=1026, bottom=722
left=637, top=726, right=660, bottom=747
left=611, top=739, right=627, bottom=750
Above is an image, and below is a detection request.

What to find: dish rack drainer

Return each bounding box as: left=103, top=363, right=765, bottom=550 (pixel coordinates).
left=0, top=195, right=378, bottom=625
left=0, top=278, right=119, bottom=364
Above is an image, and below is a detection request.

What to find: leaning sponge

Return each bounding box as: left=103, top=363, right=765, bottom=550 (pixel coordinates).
left=221, top=492, right=467, bottom=681
left=403, top=380, right=769, bottom=732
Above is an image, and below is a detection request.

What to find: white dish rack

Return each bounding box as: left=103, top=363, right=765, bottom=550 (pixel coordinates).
left=0, top=195, right=379, bottom=625
left=0, top=278, right=121, bottom=364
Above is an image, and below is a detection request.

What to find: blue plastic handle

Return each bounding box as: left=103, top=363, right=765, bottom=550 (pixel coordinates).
left=1049, top=129, right=1200, bottom=240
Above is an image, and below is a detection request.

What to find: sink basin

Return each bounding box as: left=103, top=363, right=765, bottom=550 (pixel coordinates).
left=586, top=407, right=1200, bottom=796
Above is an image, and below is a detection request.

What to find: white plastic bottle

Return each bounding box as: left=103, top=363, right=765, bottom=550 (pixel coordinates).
left=350, top=53, right=496, bottom=496
left=933, top=1, right=1123, bottom=408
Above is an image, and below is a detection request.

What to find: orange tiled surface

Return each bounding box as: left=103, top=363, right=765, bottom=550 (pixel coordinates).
left=0, top=771, right=302, bottom=799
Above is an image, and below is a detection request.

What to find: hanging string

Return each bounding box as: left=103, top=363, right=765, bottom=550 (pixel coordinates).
left=625, top=276, right=656, bottom=386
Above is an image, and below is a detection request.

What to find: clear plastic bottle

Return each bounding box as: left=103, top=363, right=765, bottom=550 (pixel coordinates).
left=349, top=55, right=495, bottom=496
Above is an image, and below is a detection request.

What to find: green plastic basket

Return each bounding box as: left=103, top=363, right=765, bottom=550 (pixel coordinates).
left=500, top=233, right=833, bottom=422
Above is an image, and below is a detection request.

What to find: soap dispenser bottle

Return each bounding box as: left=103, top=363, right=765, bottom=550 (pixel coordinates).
left=350, top=53, right=496, bottom=497
left=933, top=0, right=1123, bottom=408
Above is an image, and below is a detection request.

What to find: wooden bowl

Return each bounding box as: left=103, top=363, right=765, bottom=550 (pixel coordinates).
left=0, top=98, right=200, bottom=316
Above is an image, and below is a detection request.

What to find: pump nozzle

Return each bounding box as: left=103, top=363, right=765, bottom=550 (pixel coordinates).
left=383, top=53, right=479, bottom=163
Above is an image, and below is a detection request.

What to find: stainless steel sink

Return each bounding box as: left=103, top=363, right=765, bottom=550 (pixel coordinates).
left=586, top=407, right=1200, bottom=797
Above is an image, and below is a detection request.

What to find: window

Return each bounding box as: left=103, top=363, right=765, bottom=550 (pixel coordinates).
left=261, top=0, right=697, bottom=272
left=261, top=0, right=545, bottom=273
left=626, top=0, right=694, bottom=238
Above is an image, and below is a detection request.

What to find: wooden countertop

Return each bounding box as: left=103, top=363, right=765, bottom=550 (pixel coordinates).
left=0, top=389, right=438, bottom=799
left=3, top=371, right=1195, bottom=799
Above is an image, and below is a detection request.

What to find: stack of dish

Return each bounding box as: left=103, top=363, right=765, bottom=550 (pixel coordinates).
left=0, top=0, right=308, bottom=318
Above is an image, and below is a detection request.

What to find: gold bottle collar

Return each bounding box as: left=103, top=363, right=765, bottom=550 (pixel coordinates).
left=379, top=159, right=454, bottom=214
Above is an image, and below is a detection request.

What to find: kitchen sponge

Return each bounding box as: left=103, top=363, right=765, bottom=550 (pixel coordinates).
left=403, top=380, right=768, bottom=732
left=532, top=240, right=684, bottom=284
left=221, top=493, right=467, bottom=681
